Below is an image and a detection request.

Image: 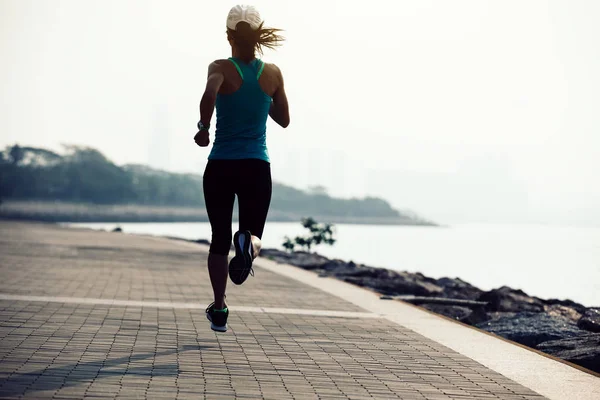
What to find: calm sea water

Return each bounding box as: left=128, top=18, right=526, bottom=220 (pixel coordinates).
left=68, top=222, right=600, bottom=307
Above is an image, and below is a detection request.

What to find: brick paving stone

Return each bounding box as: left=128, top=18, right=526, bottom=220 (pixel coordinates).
left=0, top=222, right=548, bottom=399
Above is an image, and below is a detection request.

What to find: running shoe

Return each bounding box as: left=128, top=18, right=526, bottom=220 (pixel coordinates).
left=228, top=230, right=254, bottom=285
left=206, top=302, right=228, bottom=332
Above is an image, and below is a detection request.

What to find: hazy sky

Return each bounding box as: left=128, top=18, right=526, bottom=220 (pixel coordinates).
left=1, top=0, right=599, bottom=225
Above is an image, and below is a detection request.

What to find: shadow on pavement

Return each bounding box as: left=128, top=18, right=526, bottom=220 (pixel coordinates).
left=0, top=343, right=216, bottom=398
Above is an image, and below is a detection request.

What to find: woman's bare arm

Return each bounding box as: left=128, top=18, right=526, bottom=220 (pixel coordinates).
left=269, top=65, right=290, bottom=128
left=195, top=62, right=225, bottom=147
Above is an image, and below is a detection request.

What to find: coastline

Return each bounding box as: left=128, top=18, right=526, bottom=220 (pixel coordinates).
left=0, top=201, right=437, bottom=226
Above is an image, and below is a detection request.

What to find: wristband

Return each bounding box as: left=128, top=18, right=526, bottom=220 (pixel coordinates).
left=197, top=121, right=210, bottom=131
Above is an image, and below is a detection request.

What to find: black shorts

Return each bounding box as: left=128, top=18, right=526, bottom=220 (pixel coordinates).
left=203, top=159, right=272, bottom=255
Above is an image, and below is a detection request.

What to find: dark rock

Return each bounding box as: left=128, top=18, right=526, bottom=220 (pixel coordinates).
left=543, top=298, right=587, bottom=315
left=261, top=249, right=443, bottom=297
left=461, top=307, right=487, bottom=325
left=537, top=333, right=600, bottom=373
left=410, top=271, right=439, bottom=285
left=112, top=226, right=123, bottom=232
left=478, top=286, right=545, bottom=313
left=421, top=304, right=473, bottom=321
left=578, top=308, right=600, bottom=333
left=338, top=266, right=396, bottom=279
left=341, top=267, right=444, bottom=297
left=476, top=312, right=582, bottom=347
left=321, top=259, right=356, bottom=273
left=260, top=249, right=330, bottom=269
left=462, top=309, right=516, bottom=326
left=436, top=277, right=485, bottom=300
left=544, top=304, right=583, bottom=323
left=194, top=239, right=210, bottom=246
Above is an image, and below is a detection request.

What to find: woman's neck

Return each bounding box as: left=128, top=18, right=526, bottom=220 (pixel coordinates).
left=232, top=47, right=255, bottom=63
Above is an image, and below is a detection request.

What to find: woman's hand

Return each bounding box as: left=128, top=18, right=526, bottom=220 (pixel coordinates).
left=194, top=130, right=210, bottom=147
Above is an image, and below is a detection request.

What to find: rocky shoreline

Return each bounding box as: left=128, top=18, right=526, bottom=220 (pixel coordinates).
left=258, top=248, right=600, bottom=374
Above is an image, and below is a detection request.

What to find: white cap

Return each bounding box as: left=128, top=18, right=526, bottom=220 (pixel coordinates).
left=226, top=5, right=262, bottom=31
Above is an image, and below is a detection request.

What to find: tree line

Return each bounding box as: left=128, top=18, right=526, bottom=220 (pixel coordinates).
left=0, top=144, right=411, bottom=220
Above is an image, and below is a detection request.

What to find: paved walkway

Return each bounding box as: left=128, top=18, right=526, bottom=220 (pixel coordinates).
left=0, top=222, right=597, bottom=399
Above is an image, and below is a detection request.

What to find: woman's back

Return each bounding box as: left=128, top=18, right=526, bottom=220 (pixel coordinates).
left=217, top=57, right=280, bottom=98
left=208, top=57, right=286, bottom=162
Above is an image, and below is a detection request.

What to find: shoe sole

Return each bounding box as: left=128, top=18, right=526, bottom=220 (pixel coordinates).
left=229, top=230, right=253, bottom=285
left=210, top=322, right=227, bottom=332
left=206, top=312, right=227, bottom=332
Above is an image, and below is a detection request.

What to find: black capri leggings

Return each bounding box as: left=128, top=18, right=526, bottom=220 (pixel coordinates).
left=203, top=159, right=272, bottom=255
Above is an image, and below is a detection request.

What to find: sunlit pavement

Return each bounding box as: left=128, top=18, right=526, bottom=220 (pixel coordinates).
left=0, top=221, right=594, bottom=399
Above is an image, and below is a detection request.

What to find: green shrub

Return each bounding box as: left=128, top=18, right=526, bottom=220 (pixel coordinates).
left=283, top=217, right=336, bottom=252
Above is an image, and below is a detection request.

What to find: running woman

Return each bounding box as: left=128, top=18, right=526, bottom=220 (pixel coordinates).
left=194, top=5, right=289, bottom=332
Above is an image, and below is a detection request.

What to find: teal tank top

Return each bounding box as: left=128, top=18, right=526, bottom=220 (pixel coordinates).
left=208, top=57, right=272, bottom=162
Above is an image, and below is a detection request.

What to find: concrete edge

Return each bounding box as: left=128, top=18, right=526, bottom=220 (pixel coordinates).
left=245, top=256, right=600, bottom=400
left=396, top=294, right=600, bottom=379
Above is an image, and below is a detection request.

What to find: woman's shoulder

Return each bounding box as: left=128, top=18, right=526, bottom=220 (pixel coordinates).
left=209, top=59, right=234, bottom=68
left=261, top=62, right=284, bottom=80
left=261, top=61, right=281, bottom=72
left=207, top=59, right=238, bottom=78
